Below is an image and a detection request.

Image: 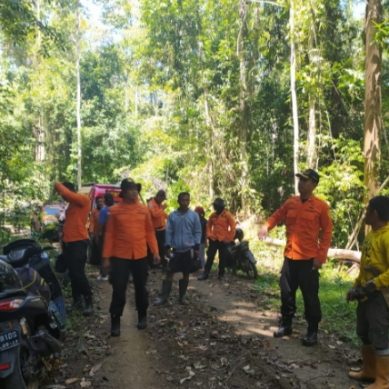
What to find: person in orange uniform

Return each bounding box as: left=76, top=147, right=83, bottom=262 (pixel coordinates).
left=148, top=190, right=168, bottom=267
left=258, top=169, right=332, bottom=346
left=102, top=179, right=160, bottom=336
left=198, top=198, right=236, bottom=280
left=54, top=181, right=93, bottom=316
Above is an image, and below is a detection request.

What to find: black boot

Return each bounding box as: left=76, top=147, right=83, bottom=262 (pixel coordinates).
left=301, top=322, right=318, bottom=346
left=72, top=297, right=83, bottom=311
left=154, top=280, right=172, bottom=305
left=111, top=315, right=121, bottom=337
left=82, top=295, right=93, bottom=316
left=137, top=311, right=147, bottom=330
left=178, top=279, right=189, bottom=305
left=273, top=317, right=292, bottom=338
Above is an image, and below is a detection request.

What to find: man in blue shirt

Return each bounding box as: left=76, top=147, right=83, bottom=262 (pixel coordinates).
left=154, top=192, right=202, bottom=305
left=97, top=193, right=114, bottom=281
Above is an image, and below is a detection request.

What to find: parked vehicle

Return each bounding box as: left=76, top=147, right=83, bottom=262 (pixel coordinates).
left=227, top=228, right=258, bottom=279
left=88, top=183, right=121, bottom=209
left=0, top=239, right=64, bottom=388
left=31, top=203, right=66, bottom=242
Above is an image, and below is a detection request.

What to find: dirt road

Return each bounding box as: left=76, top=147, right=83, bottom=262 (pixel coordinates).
left=44, top=269, right=362, bottom=389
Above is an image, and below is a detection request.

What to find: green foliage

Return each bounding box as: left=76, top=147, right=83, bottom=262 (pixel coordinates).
left=316, top=136, right=365, bottom=247
left=252, top=242, right=358, bottom=345
left=318, top=265, right=357, bottom=344
left=0, top=0, right=385, bottom=257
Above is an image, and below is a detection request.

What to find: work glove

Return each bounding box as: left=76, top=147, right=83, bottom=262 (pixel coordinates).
left=346, top=286, right=366, bottom=302
left=363, top=281, right=377, bottom=296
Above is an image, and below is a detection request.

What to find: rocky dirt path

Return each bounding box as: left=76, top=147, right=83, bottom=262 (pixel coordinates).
left=42, top=268, right=363, bottom=389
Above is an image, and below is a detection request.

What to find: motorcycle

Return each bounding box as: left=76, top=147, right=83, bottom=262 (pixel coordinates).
left=226, top=228, right=258, bottom=279
left=0, top=239, right=64, bottom=388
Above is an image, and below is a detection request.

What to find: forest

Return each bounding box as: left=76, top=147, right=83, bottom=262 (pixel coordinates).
left=0, top=0, right=388, bottom=250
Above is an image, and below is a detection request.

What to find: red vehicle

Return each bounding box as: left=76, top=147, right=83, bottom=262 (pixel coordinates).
left=88, top=183, right=122, bottom=208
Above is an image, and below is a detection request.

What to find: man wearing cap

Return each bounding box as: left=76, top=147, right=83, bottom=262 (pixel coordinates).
left=258, top=169, right=332, bottom=346
left=102, top=179, right=160, bottom=335
left=148, top=190, right=168, bottom=268
left=198, top=198, right=236, bottom=280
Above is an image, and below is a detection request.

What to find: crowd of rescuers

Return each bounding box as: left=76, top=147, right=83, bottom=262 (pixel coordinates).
left=54, top=170, right=389, bottom=388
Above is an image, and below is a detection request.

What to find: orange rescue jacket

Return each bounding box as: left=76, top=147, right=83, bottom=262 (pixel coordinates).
left=266, top=195, right=332, bottom=263
left=148, top=198, right=168, bottom=230
left=54, top=182, right=90, bottom=243
left=102, top=200, right=158, bottom=260
left=207, top=209, right=236, bottom=242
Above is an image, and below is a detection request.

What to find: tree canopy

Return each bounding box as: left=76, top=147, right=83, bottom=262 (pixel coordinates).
left=0, top=0, right=388, bottom=249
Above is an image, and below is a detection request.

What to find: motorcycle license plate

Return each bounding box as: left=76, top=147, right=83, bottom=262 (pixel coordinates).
left=0, top=330, right=19, bottom=352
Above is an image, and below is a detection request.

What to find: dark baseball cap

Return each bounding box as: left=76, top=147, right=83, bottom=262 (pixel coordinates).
left=119, top=179, right=142, bottom=197
left=296, top=169, right=320, bottom=184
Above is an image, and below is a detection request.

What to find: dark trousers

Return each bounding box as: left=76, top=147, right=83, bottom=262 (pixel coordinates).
left=89, top=237, right=102, bottom=266
left=156, top=229, right=166, bottom=265
left=357, top=292, right=389, bottom=349
left=204, top=240, right=231, bottom=276
left=279, top=258, right=321, bottom=327
left=109, top=257, right=149, bottom=317
left=63, top=240, right=91, bottom=302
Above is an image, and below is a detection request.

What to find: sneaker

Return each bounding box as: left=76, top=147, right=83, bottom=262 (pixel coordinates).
left=97, top=275, right=109, bottom=281
left=197, top=272, right=209, bottom=281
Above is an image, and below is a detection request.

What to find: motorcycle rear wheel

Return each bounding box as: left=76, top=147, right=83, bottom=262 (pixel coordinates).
left=246, top=262, right=258, bottom=279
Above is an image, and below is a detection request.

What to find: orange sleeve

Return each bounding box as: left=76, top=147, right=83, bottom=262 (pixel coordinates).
left=317, top=203, right=333, bottom=263
left=55, top=182, right=88, bottom=207
left=145, top=210, right=158, bottom=255
left=226, top=212, right=236, bottom=241
left=102, top=212, right=113, bottom=258
left=266, top=200, right=290, bottom=231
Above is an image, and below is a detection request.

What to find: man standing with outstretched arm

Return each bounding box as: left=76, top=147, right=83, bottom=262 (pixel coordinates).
left=54, top=181, right=93, bottom=316
left=258, top=169, right=332, bottom=346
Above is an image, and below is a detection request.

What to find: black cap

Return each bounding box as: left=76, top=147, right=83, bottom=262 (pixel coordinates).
left=296, top=169, right=320, bottom=184
left=120, top=179, right=141, bottom=197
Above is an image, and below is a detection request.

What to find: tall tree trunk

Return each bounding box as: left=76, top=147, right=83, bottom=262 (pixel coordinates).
left=76, top=6, right=82, bottom=189
left=290, top=0, right=299, bottom=194
left=237, top=0, right=250, bottom=211
left=204, top=95, right=215, bottom=200
left=363, top=0, right=382, bottom=201
left=34, top=0, right=46, bottom=163
left=307, top=97, right=317, bottom=168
